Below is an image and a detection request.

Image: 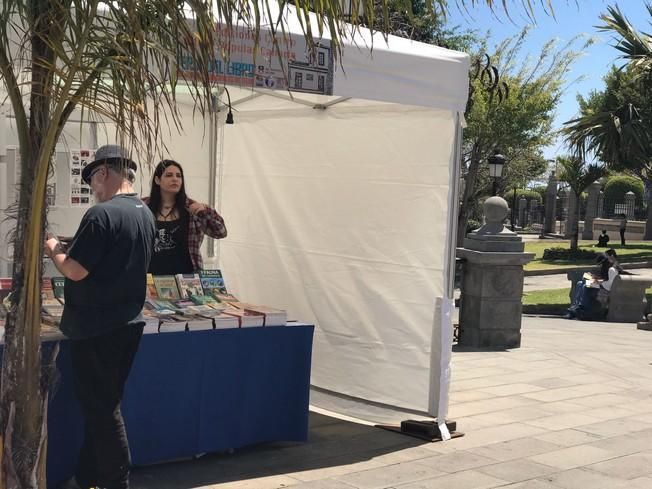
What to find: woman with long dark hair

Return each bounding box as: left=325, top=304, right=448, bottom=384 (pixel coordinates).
left=143, top=159, right=226, bottom=275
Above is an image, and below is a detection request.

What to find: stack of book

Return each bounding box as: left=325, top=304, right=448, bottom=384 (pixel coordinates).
left=42, top=277, right=65, bottom=326
left=0, top=268, right=289, bottom=337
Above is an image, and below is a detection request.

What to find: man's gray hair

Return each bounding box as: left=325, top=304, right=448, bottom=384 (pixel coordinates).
left=106, top=159, right=136, bottom=183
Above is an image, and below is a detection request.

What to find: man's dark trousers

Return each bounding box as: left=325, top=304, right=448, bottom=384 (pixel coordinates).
left=70, top=324, right=144, bottom=489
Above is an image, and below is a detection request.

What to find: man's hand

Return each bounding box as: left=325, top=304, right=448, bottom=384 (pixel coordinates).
left=44, top=234, right=65, bottom=259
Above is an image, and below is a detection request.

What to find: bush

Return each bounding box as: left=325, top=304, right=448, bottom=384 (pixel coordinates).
left=542, top=247, right=598, bottom=261
left=603, top=175, right=644, bottom=215
left=502, top=189, right=543, bottom=204
left=466, top=218, right=482, bottom=234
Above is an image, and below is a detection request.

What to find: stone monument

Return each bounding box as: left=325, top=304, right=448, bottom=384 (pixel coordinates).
left=582, top=182, right=601, bottom=240
left=457, top=196, right=535, bottom=349
left=544, top=172, right=557, bottom=234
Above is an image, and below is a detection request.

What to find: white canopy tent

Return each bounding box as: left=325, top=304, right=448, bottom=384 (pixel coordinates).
left=0, top=8, right=469, bottom=432
left=198, top=10, right=470, bottom=430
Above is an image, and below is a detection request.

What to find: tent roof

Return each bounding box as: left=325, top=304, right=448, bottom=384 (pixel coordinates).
left=223, top=6, right=471, bottom=112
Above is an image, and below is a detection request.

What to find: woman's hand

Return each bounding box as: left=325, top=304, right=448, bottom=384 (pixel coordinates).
left=188, top=202, right=207, bottom=215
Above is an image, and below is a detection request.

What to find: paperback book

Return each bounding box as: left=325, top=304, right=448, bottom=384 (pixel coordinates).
left=146, top=274, right=158, bottom=299
left=230, top=302, right=287, bottom=326
left=51, top=277, right=65, bottom=304
left=223, top=306, right=265, bottom=327
left=199, top=269, right=228, bottom=295
left=175, top=274, right=204, bottom=299
left=153, top=275, right=181, bottom=300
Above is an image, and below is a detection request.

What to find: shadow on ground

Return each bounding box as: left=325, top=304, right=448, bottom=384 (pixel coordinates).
left=131, top=412, right=428, bottom=489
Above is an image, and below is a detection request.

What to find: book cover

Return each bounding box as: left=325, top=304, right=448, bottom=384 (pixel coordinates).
left=146, top=274, right=158, bottom=299
left=199, top=269, right=228, bottom=295
left=175, top=274, right=204, bottom=299
left=211, top=291, right=239, bottom=303
left=153, top=275, right=181, bottom=300
left=51, top=277, right=65, bottom=304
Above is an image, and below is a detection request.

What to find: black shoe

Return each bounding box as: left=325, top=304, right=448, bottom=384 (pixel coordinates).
left=563, top=312, right=575, bottom=320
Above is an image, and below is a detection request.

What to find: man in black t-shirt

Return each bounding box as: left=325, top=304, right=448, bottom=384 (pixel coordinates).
left=45, top=145, right=155, bottom=489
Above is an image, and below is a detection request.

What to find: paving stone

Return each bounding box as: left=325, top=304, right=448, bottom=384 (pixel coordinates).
left=586, top=452, right=652, bottom=480
left=286, top=456, right=386, bottom=482
left=575, top=418, right=652, bottom=438
left=528, top=445, right=615, bottom=470
left=477, top=383, right=546, bottom=397
left=387, top=469, right=508, bottom=489
left=285, top=480, right=358, bottom=489
left=415, top=451, right=496, bottom=473
left=475, top=459, right=558, bottom=482
left=489, top=480, right=560, bottom=489
left=524, top=412, right=604, bottom=431
left=332, top=459, right=446, bottom=489
left=534, top=428, right=604, bottom=447
left=467, top=437, right=562, bottom=462
left=540, top=467, right=630, bottom=489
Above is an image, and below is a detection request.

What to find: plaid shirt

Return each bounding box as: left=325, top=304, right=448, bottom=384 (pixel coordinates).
left=143, top=197, right=227, bottom=271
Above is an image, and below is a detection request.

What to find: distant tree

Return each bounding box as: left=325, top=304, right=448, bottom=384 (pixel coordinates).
left=457, top=30, right=590, bottom=244
left=557, top=155, right=608, bottom=250
left=563, top=5, right=652, bottom=237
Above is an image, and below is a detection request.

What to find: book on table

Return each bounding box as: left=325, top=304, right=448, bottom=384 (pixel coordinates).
left=223, top=306, right=265, bottom=327
left=153, top=275, right=181, bottom=300
left=51, top=276, right=65, bottom=304
left=199, top=269, right=228, bottom=295
left=212, top=313, right=240, bottom=329
left=229, top=302, right=287, bottom=326
left=142, top=310, right=160, bottom=334
left=146, top=273, right=158, bottom=299
left=158, top=316, right=187, bottom=333
left=175, top=273, right=204, bottom=299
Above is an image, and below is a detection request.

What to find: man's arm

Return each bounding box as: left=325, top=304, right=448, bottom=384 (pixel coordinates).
left=44, top=236, right=89, bottom=281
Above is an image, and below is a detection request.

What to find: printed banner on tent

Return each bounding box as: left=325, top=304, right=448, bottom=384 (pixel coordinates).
left=178, top=24, right=334, bottom=95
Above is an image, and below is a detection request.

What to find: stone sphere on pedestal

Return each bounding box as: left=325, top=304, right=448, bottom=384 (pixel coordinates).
left=483, top=196, right=509, bottom=225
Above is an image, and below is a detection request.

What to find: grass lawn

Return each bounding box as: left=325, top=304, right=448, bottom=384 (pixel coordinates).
left=522, top=286, right=652, bottom=315
left=524, top=240, right=652, bottom=271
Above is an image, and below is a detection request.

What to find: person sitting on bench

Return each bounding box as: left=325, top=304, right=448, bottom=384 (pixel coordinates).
left=565, top=249, right=619, bottom=320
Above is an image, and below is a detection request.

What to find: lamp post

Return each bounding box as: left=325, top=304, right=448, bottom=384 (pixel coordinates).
left=487, top=152, right=506, bottom=197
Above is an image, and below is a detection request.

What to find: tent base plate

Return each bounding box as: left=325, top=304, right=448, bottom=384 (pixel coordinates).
left=376, top=419, right=463, bottom=442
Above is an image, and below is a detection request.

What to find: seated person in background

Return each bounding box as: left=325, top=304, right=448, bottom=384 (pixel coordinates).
left=565, top=249, right=619, bottom=320
left=143, top=159, right=227, bottom=275
left=596, top=229, right=610, bottom=247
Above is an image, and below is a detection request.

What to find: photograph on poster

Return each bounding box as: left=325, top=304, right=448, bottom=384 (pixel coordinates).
left=70, top=149, right=95, bottom=207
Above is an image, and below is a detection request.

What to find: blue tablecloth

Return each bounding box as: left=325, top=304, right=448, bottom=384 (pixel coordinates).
left=43, top=325, right=314, bottom=487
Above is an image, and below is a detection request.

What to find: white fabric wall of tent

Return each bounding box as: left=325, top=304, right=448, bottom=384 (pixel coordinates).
left=0, top=10, right=469, bottom=431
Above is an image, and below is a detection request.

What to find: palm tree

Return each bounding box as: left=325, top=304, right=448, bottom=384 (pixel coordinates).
left=563, top=5, right=652, bottom=237
left=599, top=4, right=652, bottom=72
left=556, top=155, right=608, bottom=250
left=0, top=1, right=563, bottom=487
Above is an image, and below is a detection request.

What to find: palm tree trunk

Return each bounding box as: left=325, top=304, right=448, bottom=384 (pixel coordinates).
left=571, top=191, right=580, bottom=251
left=1, top=3, right=57, bottom=487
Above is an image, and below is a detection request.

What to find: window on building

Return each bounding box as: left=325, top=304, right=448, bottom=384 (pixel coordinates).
left=318, top=75, right=324, bottom=91
left=318, top=52, right=325, bottom=66
left=295, top=72, right=303, bottom=88
left=306, top=74, right=314, bottom=81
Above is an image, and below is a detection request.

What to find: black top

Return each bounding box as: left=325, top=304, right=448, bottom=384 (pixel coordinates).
left=148, top=209, right=194, bottom=275
left=61, top=193, right=156, bottom=340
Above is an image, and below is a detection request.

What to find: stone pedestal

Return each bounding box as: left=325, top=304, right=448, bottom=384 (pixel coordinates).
left=582, top=182, right=601, bottom=240
left=458, top=197, right=534, bottom=349
left=544, top=174, right=557, bottom=234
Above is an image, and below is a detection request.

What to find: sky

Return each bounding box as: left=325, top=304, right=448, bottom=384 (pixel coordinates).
left=446, top=0, right=650, bottom=159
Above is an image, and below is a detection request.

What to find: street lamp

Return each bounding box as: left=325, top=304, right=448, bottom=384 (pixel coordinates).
left=487, top=152, right=506, bottom=196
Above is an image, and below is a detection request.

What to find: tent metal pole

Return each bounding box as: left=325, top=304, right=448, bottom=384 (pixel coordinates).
left=445, top=112, right=463, bottom=298
left=206, top=94, right=218, bottom=258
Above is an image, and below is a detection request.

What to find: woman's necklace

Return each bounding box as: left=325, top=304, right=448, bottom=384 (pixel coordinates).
left=159, top=206, right=177, bottom=220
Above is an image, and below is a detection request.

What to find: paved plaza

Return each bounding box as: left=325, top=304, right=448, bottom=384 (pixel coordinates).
left=132, top=316, right=652, bottom=489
